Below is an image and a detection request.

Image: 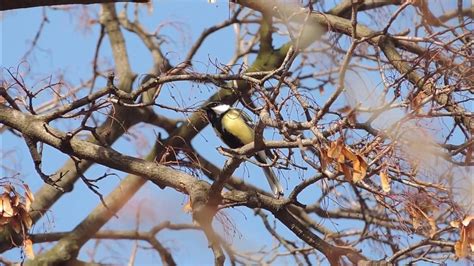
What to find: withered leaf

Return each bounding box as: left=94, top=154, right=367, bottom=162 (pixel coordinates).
left=24, top=238, right=35, bottom=259
left=455, top=239, right=468, bottom=258
left=4, top=185, right=12, bottom=194
left=337, top=105, right=352, bottom=113
left=342, top=147, right=357, bottom=162
left=327, top=140, right=344, bottom=160
left=427, top=217, right=437, bottom=238
left=352, top=155, right=367, bottom=183
left=182, top=200, right=192, bottom=213
left=380, top=171, right=391, bottom=193
left=11, top=195, right=20, bottom=207
left=23, top=184, right=34, bottom=203
left=25, top=196, right=32, bottom=212
left=342, top=164, right=352, bottom=182
left=1, top=194, right=15, bottom=218
left=318, top=147, right=328, bottom=171
left=450, top=220, right=461, bottom=228
left=454, top=217, right=472, bottom=259
left=406, top=204, right=424, bottom=230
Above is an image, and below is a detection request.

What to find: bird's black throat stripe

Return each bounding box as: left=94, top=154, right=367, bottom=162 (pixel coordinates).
left=214, top=110, right=245, bottom=149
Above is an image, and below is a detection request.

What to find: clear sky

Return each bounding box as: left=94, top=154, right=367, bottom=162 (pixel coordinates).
left=1, top=0, right=471, bottom=265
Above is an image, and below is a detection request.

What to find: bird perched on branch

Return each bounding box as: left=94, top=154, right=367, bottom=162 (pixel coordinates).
left=202, top=102, right=284, bottom=198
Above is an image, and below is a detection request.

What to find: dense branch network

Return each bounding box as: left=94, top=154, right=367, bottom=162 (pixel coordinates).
left=0, top=0, right=472, bottom=265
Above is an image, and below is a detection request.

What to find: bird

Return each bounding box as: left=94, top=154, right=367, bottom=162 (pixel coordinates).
left=202, top=102, right=284, bottom=197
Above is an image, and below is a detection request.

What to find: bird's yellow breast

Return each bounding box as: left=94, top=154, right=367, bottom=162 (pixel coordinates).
left=221, top=109, right=254, bottom=145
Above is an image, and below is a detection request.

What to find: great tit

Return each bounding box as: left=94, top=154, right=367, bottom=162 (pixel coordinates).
left=202, top=102, right=284, bottom=197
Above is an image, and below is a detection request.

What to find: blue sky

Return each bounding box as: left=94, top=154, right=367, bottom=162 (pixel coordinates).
left=1, top=0, right=471, bottom=265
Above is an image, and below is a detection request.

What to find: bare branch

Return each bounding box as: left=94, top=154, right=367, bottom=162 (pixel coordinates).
left=1, top=0, right=149, bottom=11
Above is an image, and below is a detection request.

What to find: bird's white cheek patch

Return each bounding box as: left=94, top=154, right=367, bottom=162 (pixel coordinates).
left=211, top=104, right=230, bottom=115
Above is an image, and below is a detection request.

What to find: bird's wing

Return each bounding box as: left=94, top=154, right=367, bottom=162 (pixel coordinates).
left=237, top=108, right=256, bottom=129
left=234, top=108, right=283, bottom=197
left=235, top=108, right=277, bottom=159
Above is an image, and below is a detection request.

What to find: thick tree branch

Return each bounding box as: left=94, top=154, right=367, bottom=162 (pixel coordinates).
left=100, top=3, right=135, bottom=93
left=1, top=0, right=148, bottom=11
left=0, top=105, right=196, bottom=195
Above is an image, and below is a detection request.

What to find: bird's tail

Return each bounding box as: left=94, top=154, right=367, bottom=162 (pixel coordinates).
left=255, top=151, right=284, bottom=198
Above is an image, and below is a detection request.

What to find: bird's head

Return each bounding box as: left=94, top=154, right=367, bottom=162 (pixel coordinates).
left=201, top=102, right=231, bottom=125
left=202, top=102, right=231, bottom=115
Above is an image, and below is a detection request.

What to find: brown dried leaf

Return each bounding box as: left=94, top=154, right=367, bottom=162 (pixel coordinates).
left=450, top=220, right=461, bottom=228
left=24, top=185, right=34, bottom=211
left=11, top=195, right=20, bottom=207
left=454, top=215, right=474, bottom=258
left=462, top=215, right=474, bottom=227
left=416, top=203, right=437, bottom=235
left=25, top=197, right=32, bottom=212
left=23, top=184, right=34, bottom=203
left=337, top=153, right=345, bottom=164
left=1, top=194, right=15, bottom=218
left=318, top=147, right=328, bottom=171
left=427, top=217, right=437, bottom=237
left=341, top=164, right=352, bottom=182
left=406, top=204, right=423, bottom=230
left=456, top=226, right=470, bottom=258
left=342, top=147, right=357, bottom=162
left=24, top=238, right=35, bottom=259
left=408, top=201, right=438, bottom=237
left=182, top=200, right=192, bottom=213
left=463, top=216, right=474, bottom=252
left=412, top=216, right=422, bottom=230
left=3, top=185, right=12, bottom=194
left=336, top=161, right=343, bottom=172
left=337, top=105, right=352, bottom=113
left=337, top=106, right=357, bottom=125
left=411, top=91, right=427, bottom=113
left=412, top=0, right=443, bottom=26
left=327, top=140, right=343, bottom=160
left=352, top=155, right=367, bottom=183
left=380, top=171, right=391, bottom=193
left=455, top=240, right=468, bottom=258
left=455, top=238, right=468, bottom=258
left=347, top=111, right=357, bottom=126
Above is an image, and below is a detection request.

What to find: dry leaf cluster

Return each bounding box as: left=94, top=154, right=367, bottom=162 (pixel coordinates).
left=451, top=216, right=474, bottom=259
left=404, top=191, right=438, bottom=237
left=324, top=138, right=368, bottom=183
left=0, top=183, right=35, bottom=258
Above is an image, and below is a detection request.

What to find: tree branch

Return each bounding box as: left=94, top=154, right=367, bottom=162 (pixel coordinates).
left=1, top=0, right=148, bottom=11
